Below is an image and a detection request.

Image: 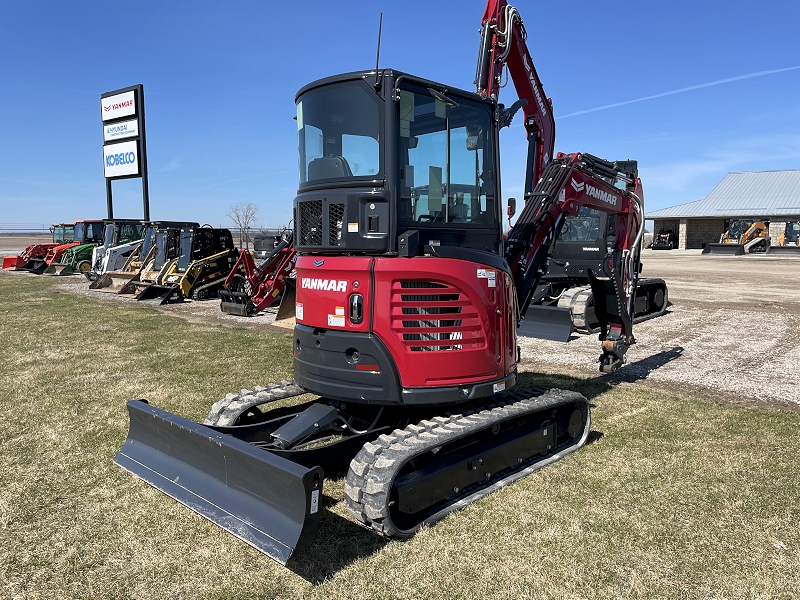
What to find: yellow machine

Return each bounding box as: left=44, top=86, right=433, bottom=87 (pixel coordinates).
left=768, top=221, right=800, bottom=254
left=135, top=226, right=239, bottom=304
left=704, top=220, right=770, bottom=255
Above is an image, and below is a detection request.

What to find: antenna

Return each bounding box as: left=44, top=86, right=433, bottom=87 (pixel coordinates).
left=374, top=12, right=383, bottom=90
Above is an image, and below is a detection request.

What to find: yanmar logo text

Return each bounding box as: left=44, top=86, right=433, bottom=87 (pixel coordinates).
left=571, top=178, right=617, bottom=206
left=104, top=99, right=133, bottom=112
left=523, top=55, right=548, bottom=117
left=301, top=278, right=347, bottom=292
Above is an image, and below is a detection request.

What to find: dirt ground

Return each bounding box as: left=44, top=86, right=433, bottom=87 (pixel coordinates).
left=6, top=237, right=799, bottom=409
left=518, top=249, right=800, bottom=409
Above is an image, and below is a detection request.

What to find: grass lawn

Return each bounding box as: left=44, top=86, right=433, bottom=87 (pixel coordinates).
left=1, top=271, right=799, bottom=599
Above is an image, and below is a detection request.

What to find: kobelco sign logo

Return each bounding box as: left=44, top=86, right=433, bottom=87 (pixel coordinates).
left=103, top=140, right=139, bottom=178
left=106, top=151, right=136, bottom=167
left=571, top=178, right=617, bottom=206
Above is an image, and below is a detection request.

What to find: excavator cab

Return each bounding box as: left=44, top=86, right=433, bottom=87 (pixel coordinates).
left=295, top=72, right=501, bottom=259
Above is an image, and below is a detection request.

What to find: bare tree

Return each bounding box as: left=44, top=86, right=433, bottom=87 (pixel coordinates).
left=226, top=202, right=260, bottom=249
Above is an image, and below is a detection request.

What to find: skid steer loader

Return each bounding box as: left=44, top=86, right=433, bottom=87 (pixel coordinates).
left=84, top=220, right=146, bottom=281
left=134, top=226, right=238, bottom=304
left=766, top=221, right=800, bottom=255
left=703, top=220, right=770, bottom=255
left=90, top=221, right=199, bottom=293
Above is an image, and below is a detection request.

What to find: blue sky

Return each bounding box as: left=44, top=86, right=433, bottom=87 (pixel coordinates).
left=1, top=0, right=799, bottom=230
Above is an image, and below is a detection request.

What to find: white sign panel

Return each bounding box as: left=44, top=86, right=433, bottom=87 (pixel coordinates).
left=103, top=140, right=139, bottom=178
left=101, top=91, right=136, bottom=122
left=103, top=118, right=138, bottom=142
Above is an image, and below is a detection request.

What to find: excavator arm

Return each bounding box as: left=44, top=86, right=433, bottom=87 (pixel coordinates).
left=505, top=152, right=644, bottom=372
left=475, top=0, right=555, bottom=189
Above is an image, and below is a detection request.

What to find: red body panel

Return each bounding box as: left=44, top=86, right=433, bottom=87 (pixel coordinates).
left=296, top=255, right=516, bottom=389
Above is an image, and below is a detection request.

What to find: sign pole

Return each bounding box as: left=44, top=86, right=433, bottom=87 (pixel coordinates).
left=138, top=86, right=150, bottom=222
left=105, top=179, right=114, bottom=219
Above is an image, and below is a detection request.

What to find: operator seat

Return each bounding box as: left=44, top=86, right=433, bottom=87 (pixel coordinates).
left=308, top=156, right=353, bottom=181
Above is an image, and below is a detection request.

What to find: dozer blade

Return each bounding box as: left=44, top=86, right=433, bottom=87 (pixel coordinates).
left=516, top=305, right=574, bottom=342
left=702, top=243, right=744, bottom=256
left=766, top=245, right=800, bottom=255
left=219, top=289, right=256, bottom=316
left=650, top=243, right=674, bottom=250
left=135, top=283, right=184, bottom=305
left=275, top=278, right=296, bottom=321
left=115, top=400, right=324, bottom=565
left=44, top=262, right=75, bottom=276
left=90, top=271, right=137, bottom=292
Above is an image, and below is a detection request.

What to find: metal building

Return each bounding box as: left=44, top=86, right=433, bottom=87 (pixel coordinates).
left=647, top=170, right=800, bottom=249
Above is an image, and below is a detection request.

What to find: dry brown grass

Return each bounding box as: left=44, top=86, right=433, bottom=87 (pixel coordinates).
left=1, top=271, right=799, bottom=599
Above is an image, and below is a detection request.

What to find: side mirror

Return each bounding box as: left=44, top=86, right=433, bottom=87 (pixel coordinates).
left=507, top=197, right=516, bottom=219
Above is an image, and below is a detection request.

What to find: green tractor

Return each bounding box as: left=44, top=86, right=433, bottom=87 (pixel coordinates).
left=44, top=220, right=107, bottom=276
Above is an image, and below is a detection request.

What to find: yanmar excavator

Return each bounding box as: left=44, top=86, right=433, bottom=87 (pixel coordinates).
left=115, top=0, right=645, bottom=564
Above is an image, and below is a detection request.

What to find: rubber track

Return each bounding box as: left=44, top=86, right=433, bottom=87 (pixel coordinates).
left=191, top=278, right=225, bottom=300
left=344, top=388, right=589, bottom=538
left=203, top=380, right=305, bottom=426
left=557, top=285, right=593, bottom=333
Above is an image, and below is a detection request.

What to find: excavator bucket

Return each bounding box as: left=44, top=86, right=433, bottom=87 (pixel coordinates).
left=44, top=263, right=76, bottom=276
left=516, top=305, right=574, bottom=342
left=275, top=278, right=296, bottom=321
left=135, top=284, right=184, bottom=305
left=702, top=243, right=744, bottom=256
left=90, top=271, right=137, bottom=293
left=115, top=400, right=324, bottom=565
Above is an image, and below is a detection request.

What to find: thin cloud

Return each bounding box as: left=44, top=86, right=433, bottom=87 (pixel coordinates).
left=557, top=66, right=800, bottom=119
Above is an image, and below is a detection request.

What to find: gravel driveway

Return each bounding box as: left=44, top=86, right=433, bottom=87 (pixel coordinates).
left=31, top=247, right=800, bottom=408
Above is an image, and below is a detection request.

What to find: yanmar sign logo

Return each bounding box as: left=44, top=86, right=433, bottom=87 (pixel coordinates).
left=101, top=90, right=136, bottom=122
left=523, top=55, right=548, bottom=117
left=571, top=178, right=618, bottom=206
left=301, top=278, right=348, bottom=292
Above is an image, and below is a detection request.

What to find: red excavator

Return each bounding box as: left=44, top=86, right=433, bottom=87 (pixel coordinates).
left=115, top=0, right=644, bottom=564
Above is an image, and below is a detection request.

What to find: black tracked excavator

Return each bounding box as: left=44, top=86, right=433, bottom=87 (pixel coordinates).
left=115, top=0, right=649, bottom=564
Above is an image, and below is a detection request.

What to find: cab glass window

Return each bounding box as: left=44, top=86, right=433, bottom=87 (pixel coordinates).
left=397, top=87, right=496, bottom=228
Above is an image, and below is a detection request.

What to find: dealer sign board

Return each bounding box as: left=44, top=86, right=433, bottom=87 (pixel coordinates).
left=101, top=90, right=136, bottom=122
left=103, top=140, right=140, bottom=178
left=100, top=83, right=150, bottom=220
left=103, top=118, right=139, bottom=142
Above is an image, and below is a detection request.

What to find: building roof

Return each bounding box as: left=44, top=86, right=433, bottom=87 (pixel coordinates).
left=647, top=170, right=800, bottom=219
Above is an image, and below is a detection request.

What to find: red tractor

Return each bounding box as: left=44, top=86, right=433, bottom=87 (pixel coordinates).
left=2, top=223, right=74, bottom=271
left=116, top=0, right=645, bottom=564
left=218, top=231, right=297, bottom=317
